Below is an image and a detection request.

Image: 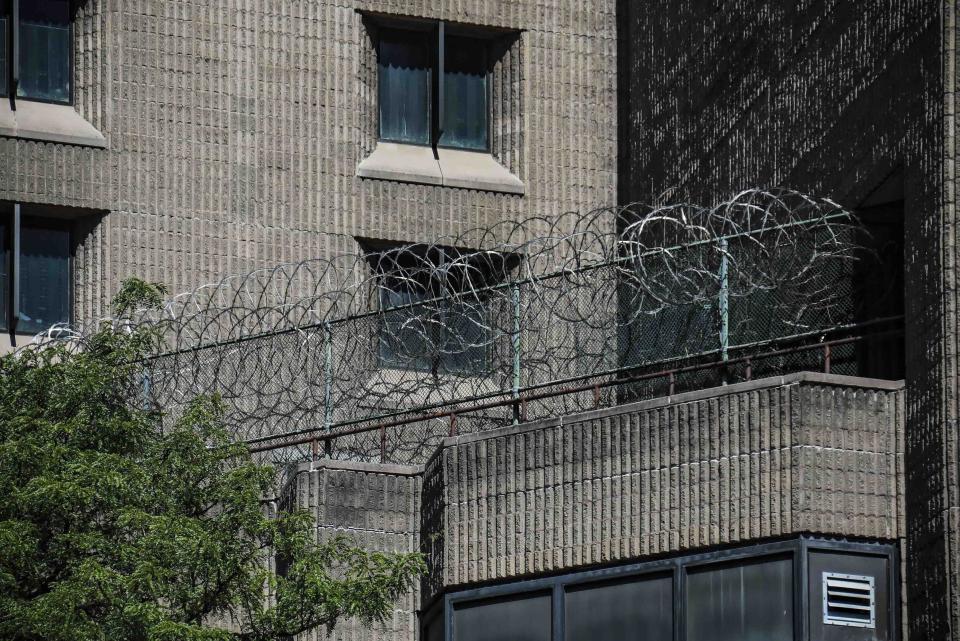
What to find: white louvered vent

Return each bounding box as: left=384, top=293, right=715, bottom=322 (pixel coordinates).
left=822, top=572, right=876, bottom=628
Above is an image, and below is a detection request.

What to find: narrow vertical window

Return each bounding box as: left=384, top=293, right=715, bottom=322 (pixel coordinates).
left=441, top=35, right=488, bottom=150
left=378, top=29, right=431, bottom=145
left=0, top=220, right=8, bottom=330
left=0, top=0, right=9, bottom=97
left=19, top=222, right=70, bottom=334
left=18, top=0, right=71, bottom=104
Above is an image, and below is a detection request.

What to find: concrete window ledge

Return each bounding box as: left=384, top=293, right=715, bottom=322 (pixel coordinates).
left=0, top=100, right=106, bottom=148
left=357, top=142, right=523, bottom=195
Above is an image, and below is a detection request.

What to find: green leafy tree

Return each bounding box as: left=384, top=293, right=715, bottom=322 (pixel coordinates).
left=0, top=278, right=425, bottom=641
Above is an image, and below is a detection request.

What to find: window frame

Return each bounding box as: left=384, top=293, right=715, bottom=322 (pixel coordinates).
left=0, top=0, right=75, bottom=106
left=364, top=241, right=493, bottom=377
left=0, top=202, right=75, bottom=335
left=426, top=537, right=900, bottom=641
left=372, top=16, right=494, bottom=153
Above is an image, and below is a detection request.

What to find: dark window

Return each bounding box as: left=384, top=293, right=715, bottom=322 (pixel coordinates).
left=685, top=556, right=794, bottom=641
left=19, top=221, right=70, bottom=334
left=453, top=592, right=551, bottom=641
left=364, top=241, right=502, bottom=375
left=565, top=574, right=673, bottom=641
left=442, top=540, right=894, bottom=641
left=379, top=28, right=431, bottom=145
left=0, top=203, right=73, bottom=334
left=442, top=35, right=488, bottom=150
left=0, top=0, right=72, bottom=104
left=0, top=1, right=8, bottom=96
left=0, top=220, right=8, bottom=328
left=376, top=20, right=490, bottom=151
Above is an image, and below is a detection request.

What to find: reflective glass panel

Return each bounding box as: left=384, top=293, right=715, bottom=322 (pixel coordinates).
left=686, top=556, right=794, bottom=641
left=453, top=592, right=551, bottom=641
left=0, top=2, right=8, bottom=97
left=378, top=29, right=431, bottom=145
left=18, top=0, right=71, bottom=103
left=441, top=35, right=488, bottom=150
left=0, top=221, right=7, bottom=330
left=19, top=224, right=70, bottom=334
left=565, top=574, right=673, bottom=641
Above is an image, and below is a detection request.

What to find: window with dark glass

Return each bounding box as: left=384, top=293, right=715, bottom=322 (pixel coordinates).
left=686, top=556, right=794, bottom=641
left=18, top=221, right=70, bottom=334
left=0, top=203, right=73, bottom=334
left=377, top=20, right=490, bottom=151
left=0, top=1, right=8, bottom=97
left=363, top=241, right=517, bottom=375
left=0, top=0, right=73, bottom=104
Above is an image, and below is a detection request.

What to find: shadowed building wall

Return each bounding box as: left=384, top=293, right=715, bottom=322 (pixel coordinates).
left=617, top=1, right=946, bottom=637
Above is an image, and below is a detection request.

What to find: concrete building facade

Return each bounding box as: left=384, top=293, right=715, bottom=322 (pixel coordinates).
left=4, top=0, right=960, bottom=640
left=0, top=0, right=617, bottom=333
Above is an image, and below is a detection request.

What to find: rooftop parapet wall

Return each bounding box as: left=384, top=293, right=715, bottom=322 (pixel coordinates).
left=281, top=461, right=422, bottom=641
left=420, top=372, right=905, bottom=599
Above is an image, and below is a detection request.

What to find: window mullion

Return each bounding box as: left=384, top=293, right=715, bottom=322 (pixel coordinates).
left=10, top=0, right=18, bottom=107
left=437, top=20, right=445, bottom=146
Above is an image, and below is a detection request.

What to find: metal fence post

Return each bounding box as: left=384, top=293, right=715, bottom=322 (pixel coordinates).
left=323, top=321, right=333, bottom=456
left=141, top=369, right=151, bottom=412
left=718, top=237, right=730, bottom=383
left=512, top=282, right=522, bottom=424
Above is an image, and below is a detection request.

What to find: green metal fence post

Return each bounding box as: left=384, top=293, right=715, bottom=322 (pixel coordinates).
left=512, top=282, right=522, bottom=424
left=718, top=237, right=730, bottom=383
left=323, top=321, right=333, bottom=456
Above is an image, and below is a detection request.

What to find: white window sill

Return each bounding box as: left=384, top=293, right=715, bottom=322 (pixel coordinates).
left=357, top=142, right=524, bottom=195
left=0, top=99, right=106, bottom=148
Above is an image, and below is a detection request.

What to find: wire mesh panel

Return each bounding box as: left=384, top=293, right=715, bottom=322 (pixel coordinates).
left=26, top=189, right=902, bottom=465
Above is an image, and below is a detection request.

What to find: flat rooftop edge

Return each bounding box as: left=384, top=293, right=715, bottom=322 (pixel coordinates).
left=441, top=371, right=905, bottom=448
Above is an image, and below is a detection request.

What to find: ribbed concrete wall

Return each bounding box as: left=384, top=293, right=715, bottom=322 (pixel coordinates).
left=282, top=461, right=422, bottom=641
left=420, top=373, right=905, bottom=600
left=0, top=0, right=617, bottom=321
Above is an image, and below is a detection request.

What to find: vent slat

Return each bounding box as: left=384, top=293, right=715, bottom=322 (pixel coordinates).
left=822, top=572, right=876, bottom=629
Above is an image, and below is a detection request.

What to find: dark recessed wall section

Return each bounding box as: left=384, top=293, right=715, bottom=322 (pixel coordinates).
left=429, top=538, right=897, bottom=641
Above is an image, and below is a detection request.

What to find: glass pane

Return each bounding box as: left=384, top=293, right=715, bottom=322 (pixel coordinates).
left=442, top=35, right=488, bottom=150
left=686, top=556, right=794, bottom=641
left=379, top=289, right=438, bottom=372
left=565, top=574, right=673, bottom=641
left=0, top=221, right=7, bottom=330
left=0, top=10, right=7, bottom=97
left=18, top=0, right=71, bottom=103
left=378, top=29, right=430, bottom=145
left=453, top=592, right=551, bottom=641
left=19, top=224, right=70, bottom=334
left=443, top=298, right=487, bottom=374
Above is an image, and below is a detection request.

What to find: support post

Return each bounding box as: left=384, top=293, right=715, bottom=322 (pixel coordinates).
left=323, top=322, right=333, bottom=456
left=718, top=237, right=730, bottom=383
left=141, top=370, right=151, bottom=412
left=511, top=282, right=522, bottom=423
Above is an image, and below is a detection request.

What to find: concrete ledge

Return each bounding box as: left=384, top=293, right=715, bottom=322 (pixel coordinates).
left=0, top=100, right=106, bottom=148
left=436, top=148, right=524, bottom=194
left=291, top=458, right=424, bottom=477
left=356, top=142, right=443, bottom=185
left=357, top=142, right=524, bottom=194
left=442, top=371, right=905, bottom=448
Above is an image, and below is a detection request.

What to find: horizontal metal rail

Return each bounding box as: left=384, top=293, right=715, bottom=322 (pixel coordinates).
left=248, top=323, right=903, bottom=458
